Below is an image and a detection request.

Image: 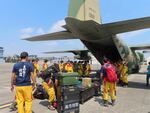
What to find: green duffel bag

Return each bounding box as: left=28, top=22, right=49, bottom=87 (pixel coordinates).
left=58, top=72, right=79, bottom=86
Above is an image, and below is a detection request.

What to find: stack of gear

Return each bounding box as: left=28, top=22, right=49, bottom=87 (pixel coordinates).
left=78, top=85, right=95, bottom=104
left=57, top=86, right=80, bottom=113
left=82, top=78, right=92, bottom=88
left=57, top=72, right=80, bottom=113
left=58, top=72, right=79, bottom=86
left=78, top=77, right=95, bottom=104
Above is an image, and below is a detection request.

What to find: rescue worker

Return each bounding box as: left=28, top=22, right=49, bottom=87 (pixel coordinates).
left=146, top=62, right=150, bottom=86
left=42, top=59, right=48, bottom=71
left=82, top=61, right=87, bottom=76
left=65, top=61, right=74, bottom=73
left=32, top=58, right=40, bottom=78
left=52, top=63, right=59, bottom=87
left=73, top=61, right=78, bottom=72
left=11, top=52, right=36, bottom=113
left=42, top=79, right=56, bottom=110
left=85, top=61, right=91, bottom=77
left=121, top=61, right=128, bottom=87
left=100, top=59, right=117, bottom=107
left=78, top=61, right=83, bottom=76
left=42, top=63, right=59, bottom=110
left=59, top=60, right=64, bottom=72
left=117, top=61, right=124, bottom=85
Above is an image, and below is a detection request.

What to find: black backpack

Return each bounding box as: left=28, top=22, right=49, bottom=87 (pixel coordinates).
left=33, top=85, right=49, bottom=100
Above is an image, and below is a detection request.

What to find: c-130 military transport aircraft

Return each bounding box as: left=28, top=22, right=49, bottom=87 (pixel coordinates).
left=25, top=0, right=150, bottom=73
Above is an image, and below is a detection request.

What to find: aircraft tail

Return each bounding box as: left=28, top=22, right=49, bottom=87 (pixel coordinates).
left=68, top=0, right=101, bottom=24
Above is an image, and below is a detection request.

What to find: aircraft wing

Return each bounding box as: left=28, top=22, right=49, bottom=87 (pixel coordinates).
left=65, top=17, right=150, bottom=42
left=44, top=49, right=89, bottom=55
left=130, top=44, right=150, bottom=50
left=24, top=31, right=77, bottom=41
left=100, top=16, right=150, bottom=35
left=24, top=16, right=150, bottom=42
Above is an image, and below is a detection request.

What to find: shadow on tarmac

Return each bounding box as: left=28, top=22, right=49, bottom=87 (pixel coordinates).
left=94, top=97, right=112, bottom=106
left=39, top=101, right=49, bottom=108
left=126, top=81, right=150, bottom=90
left=94, top=97, right=103, bottom=106
left=137, top=72, right=147, bottom=75
left=9, top=110, right=35, bottom=113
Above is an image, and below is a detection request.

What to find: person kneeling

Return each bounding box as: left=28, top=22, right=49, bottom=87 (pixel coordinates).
left=42, top=78, right=56, bottom=110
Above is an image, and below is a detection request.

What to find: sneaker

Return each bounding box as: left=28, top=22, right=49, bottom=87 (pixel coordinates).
left=111, top=100, right=115, bottom=106
left=48, top=105, right=55, bottom=110
left=53, top=101, right=58, bottom=108
left=103, top=100, right=109, bottom=107
left=9, top=102, right=17, bottom=111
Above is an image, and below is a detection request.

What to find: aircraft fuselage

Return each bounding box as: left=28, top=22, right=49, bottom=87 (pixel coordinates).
left=65, top=18, right=140, bottom=73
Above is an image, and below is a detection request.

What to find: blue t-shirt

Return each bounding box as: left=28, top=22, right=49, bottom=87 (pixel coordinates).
left=147, top=65, right=150, bottom=75
left=12, top=61, right=34, bottom=86
left=100, top=66, right=107, bottom=77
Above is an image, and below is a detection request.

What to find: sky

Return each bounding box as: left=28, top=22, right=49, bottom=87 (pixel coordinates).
left=1, top=0, right=150, bottom=58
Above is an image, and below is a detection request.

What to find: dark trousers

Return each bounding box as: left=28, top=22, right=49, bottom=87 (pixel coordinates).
left=99, top=79, right=102, bottom=93
left=146, top=74, right=150, bottom=86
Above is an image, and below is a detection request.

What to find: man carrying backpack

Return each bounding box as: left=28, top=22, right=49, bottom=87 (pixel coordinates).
left=100, top=59, right=118, bottom=107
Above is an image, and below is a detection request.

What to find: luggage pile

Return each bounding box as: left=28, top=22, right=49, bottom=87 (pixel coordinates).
left=57, top=72, right=80, bottom=113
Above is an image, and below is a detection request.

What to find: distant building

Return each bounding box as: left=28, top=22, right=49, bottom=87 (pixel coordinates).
left=0, top=47, right=4, bottom=63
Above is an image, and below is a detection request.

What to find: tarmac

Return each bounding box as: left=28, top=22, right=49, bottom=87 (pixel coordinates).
left=0, top=63, right=150, bottom=113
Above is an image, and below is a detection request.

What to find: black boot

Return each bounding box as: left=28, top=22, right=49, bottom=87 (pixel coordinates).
left=111, top=100, right=115, bottom=106
left=103, top=100, right=108, bottom=107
